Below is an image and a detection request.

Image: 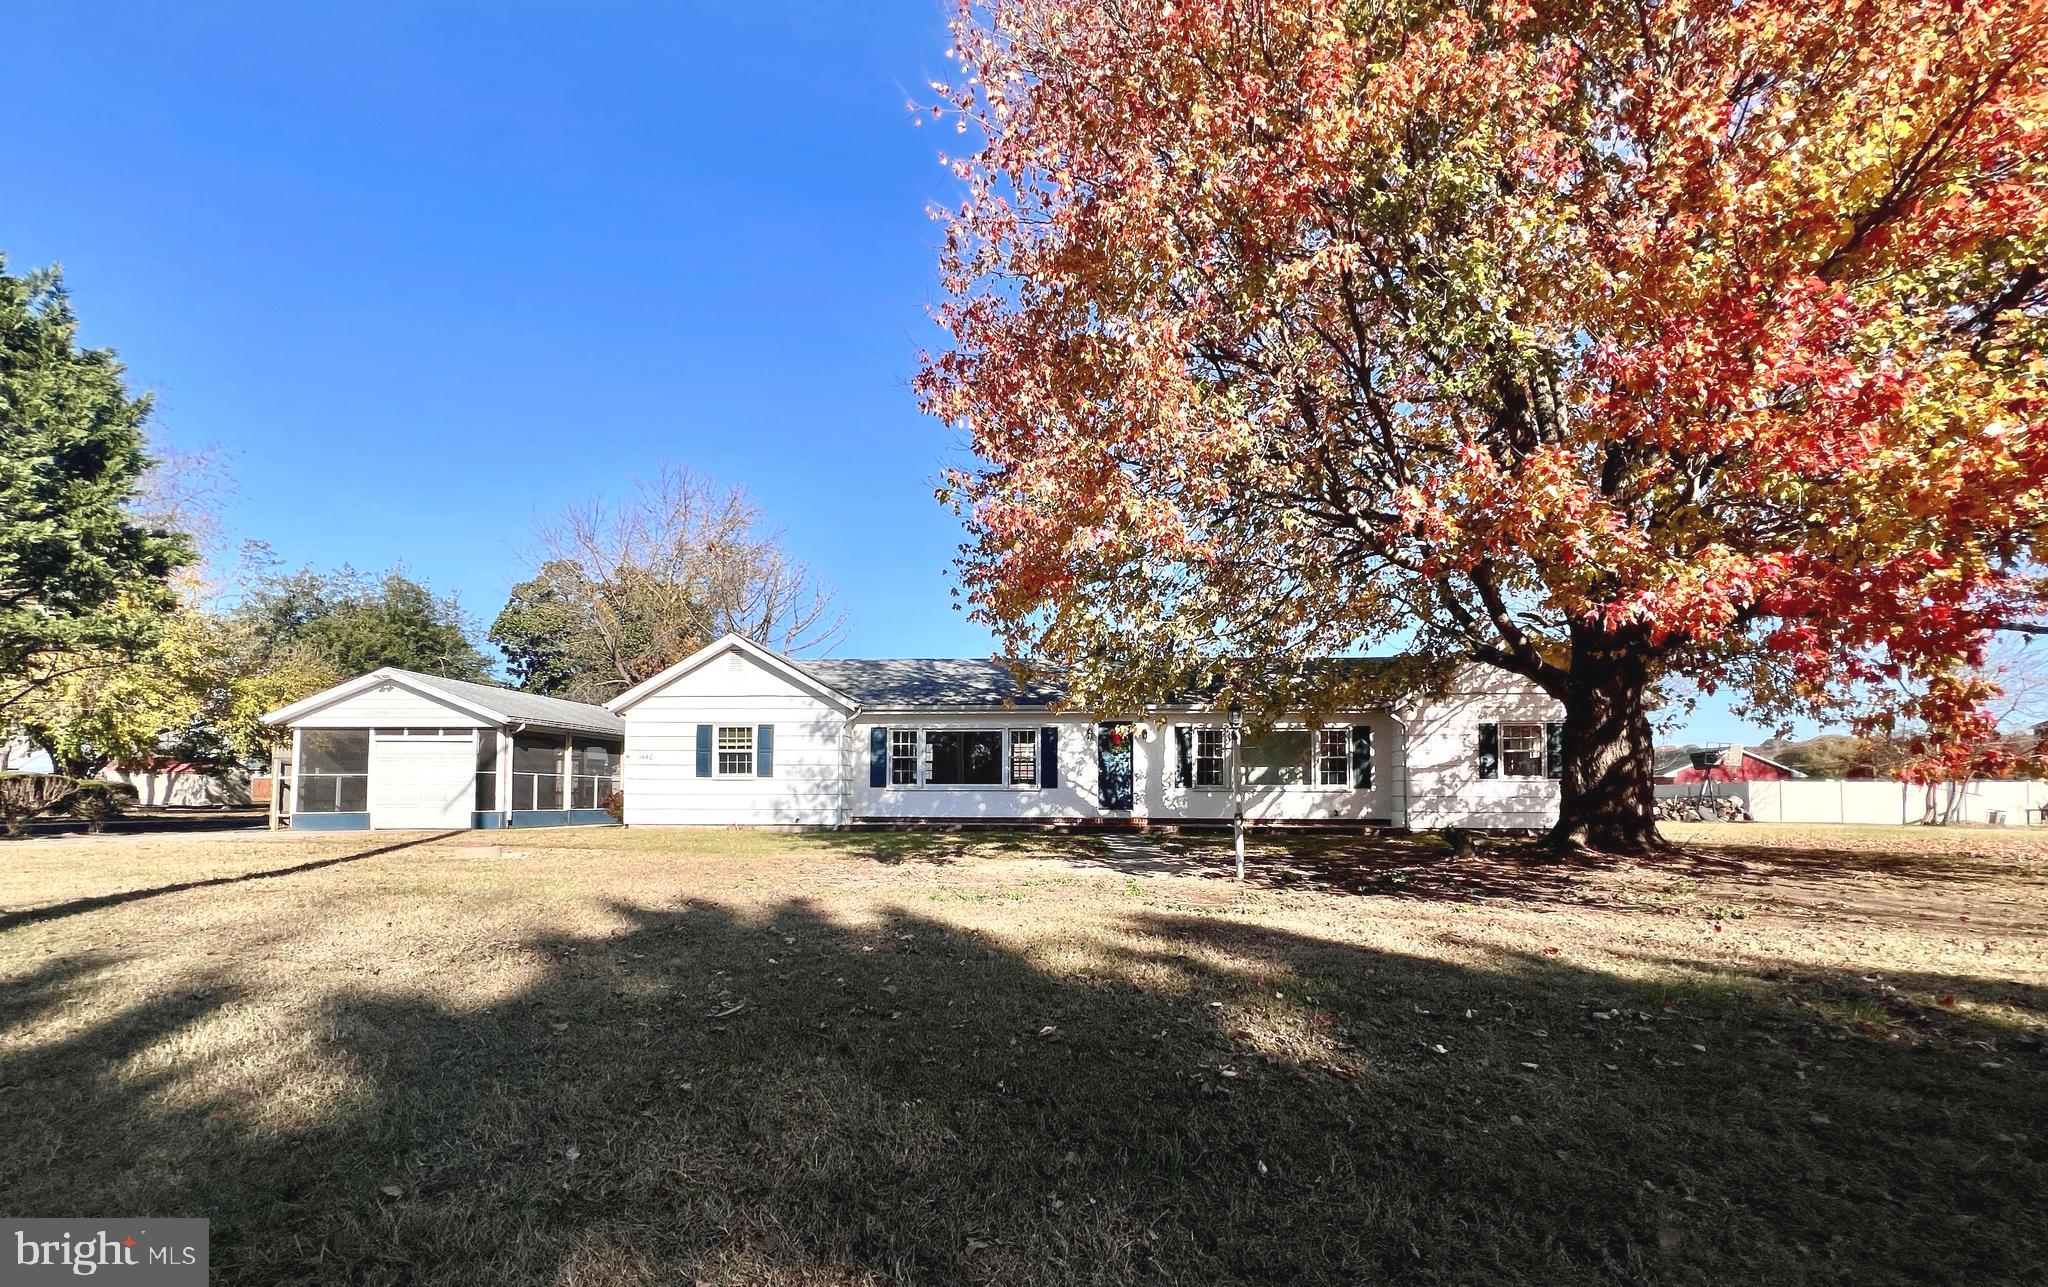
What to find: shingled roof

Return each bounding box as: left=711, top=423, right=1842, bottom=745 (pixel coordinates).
left=795, top=655, right=1407, bottom=709
left=802, top=658, right=1069, bottom=708
left=395, top=670, right=625, bottom=737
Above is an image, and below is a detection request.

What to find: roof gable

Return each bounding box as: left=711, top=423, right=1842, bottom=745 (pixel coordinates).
left=605, top=634, right=858, bottom=714
left=261, top=667, right=622, bottom=737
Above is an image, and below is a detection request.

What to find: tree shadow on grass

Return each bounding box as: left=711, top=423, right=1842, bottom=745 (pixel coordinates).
left=1114, top=829, right=2047, bottom=911
left=2, top=899, right=2042, bottom=1286
left=0, top=832, right=464, bottom=932
left=803, top=828, right=1093, bottom=868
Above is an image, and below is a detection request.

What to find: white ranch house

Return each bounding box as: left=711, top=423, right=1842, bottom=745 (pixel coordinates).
left=261, top=633, right=1564, bottom=832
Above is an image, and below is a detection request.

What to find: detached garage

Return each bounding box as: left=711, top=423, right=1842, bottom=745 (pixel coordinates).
left=261, top=668, right=624, bottom=831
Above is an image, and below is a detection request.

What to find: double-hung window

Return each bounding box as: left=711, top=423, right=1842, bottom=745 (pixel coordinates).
left=1316, top=728, right=1351, bottom=787
left=716, top=726, right=755, bottom=777
left=1008, top=729, right=1039, bottom=787
left=889, top=729, right=919, bottom=785
left=1193, top=728, right=1227, bottom=788
left=1499, top=722, right=1545, bottom=778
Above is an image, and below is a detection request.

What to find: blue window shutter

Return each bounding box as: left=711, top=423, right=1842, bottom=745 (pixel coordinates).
left=869, top=727, right=887, bottom=787
left=1039, top=726, right=1059, bottom=787
left=1351, top=725, right=1373, bottom=789
left=1477, top=722, right=1499, bottom=779
left=695, top=724, right=712, bottom=777
left=1545, top=721, right=1563, bottom=780
left=756, top=724, right=774, bottom=777
left=1173, top=725, right=1192, bottom=788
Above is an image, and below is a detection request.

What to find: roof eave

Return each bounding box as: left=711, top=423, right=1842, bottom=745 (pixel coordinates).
left=260, top=668, right=508, bottom=729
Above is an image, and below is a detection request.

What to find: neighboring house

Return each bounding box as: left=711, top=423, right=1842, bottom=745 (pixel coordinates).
left=102, top=760, right=252, bottom=807
left=264, top=633, right=1565, bottom=831
left=0, top=739, right=53, bottom=774
left=1653, top=744, right=1805, bottom=785
left=5, top=742, right=246, bottom=806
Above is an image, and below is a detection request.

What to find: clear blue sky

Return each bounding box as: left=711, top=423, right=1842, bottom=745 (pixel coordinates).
left=7, top=1, right=1781, bottom=743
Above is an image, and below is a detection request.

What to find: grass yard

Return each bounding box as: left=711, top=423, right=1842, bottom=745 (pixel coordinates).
left=1, top=823, right=2043, bottom=1285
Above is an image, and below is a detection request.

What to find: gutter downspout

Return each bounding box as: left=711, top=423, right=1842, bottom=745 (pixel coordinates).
left=1386, top=709, right=1410, bottom=831
left=504, top=722, right=525, bottom=827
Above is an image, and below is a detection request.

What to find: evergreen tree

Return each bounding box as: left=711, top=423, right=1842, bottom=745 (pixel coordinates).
left=0, top=258, right=192, bottom=705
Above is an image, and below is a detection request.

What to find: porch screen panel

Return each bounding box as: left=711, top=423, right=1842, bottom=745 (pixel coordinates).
left=513, top=735, right=564, bottom=810
left=299, top=730, right=369, bottom=813
left=572, top=739, right=621, bottom=808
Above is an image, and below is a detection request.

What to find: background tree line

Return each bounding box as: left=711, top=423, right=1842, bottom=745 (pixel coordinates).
left=1, top=256, right=835, bottom=784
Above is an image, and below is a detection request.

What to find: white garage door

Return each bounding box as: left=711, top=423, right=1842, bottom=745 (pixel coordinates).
left=370, top=729, right=477, bottom=830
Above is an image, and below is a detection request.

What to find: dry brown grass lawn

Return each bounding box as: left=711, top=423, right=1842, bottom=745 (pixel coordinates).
left=2, top=822, right=2042, bottom=1285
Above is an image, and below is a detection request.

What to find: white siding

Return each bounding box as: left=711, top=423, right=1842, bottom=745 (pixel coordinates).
left=619, top=644, right=850, bottom=825
left=1400, top=667, right=1564, bottom=830
left=849, top=713, right=1109, bottom=821
left=849, top=713, right=1401, bottom=824
left=290, top=683, right=489, bottom=729
left=612, top=642, right=1564, bottom=831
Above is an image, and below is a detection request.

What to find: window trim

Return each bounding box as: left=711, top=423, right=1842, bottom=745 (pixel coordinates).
left=922, top=727, right=1006, bottom=788
left=1191, top=726, right=1228, bottom=790
left=715, top=725, right=756, bottom=778
left=879, top=726, right=1044, bottom=790
left=1007, top=728, right=1040, bottom=790
left=1180, top=722, right=1373, bottom=792
left=888, top=728, right=919, bottom=786
left=1498, top=721, right=1546, bottom=779
left=1314, top=727, right=1352, bottom=789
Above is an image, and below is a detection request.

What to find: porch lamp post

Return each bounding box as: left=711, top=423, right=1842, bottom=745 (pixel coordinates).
left=1228, top=704, right=1246, bottom=881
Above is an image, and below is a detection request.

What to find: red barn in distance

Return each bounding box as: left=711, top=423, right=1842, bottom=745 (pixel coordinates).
left=1653, top=745, right=1806, bottom=786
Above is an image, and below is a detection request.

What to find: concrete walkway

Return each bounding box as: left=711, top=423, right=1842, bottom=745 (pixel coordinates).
left=1088, top=830, right=1201, bottom=877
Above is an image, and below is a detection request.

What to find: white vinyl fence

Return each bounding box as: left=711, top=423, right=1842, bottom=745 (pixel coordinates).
left=1657, top=779, right=2046, bottom=827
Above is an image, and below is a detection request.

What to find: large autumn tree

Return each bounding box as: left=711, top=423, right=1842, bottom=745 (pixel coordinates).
left=919, top=0, right=2048, bottom=851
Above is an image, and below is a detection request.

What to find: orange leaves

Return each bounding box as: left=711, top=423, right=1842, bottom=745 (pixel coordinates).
left=918, top=0, right=2048, bottom=736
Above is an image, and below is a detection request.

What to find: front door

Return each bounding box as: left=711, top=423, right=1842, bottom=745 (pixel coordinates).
left=1096, top=722, right=1135, bottom=811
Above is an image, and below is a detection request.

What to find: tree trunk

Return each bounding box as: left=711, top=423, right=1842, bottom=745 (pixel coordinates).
left=1547, top=634, right=1664, bottom=854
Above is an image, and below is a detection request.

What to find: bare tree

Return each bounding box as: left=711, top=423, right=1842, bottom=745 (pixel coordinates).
left=493, top=465, right=843, bottom=700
